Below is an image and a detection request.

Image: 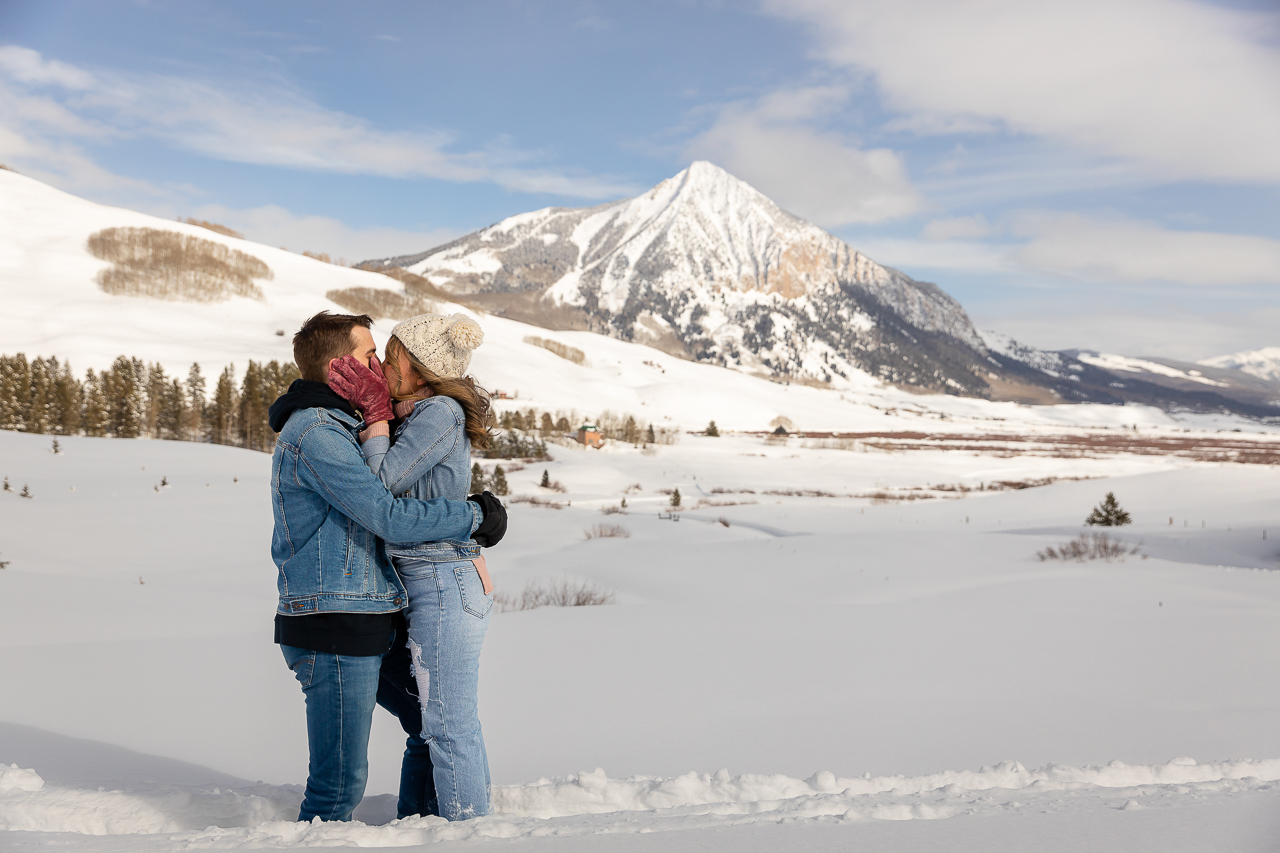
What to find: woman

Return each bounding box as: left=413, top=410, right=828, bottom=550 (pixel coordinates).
left=330, top=312, right=495, bottom=821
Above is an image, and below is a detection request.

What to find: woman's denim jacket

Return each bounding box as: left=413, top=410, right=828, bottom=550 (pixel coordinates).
left=270, top=404, right=479, bottom=616
left=360, top=395, right=473, bottom=557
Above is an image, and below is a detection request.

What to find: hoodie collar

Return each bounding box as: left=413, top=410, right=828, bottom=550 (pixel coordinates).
left=268, top=379, right=359, bottom=433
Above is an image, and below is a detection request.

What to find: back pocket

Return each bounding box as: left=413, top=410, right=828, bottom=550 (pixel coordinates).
left=455, top=562, right=493, bottom=618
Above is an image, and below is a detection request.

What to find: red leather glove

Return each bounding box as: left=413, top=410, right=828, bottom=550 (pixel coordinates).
left=328, top=354, right=394, bottom=424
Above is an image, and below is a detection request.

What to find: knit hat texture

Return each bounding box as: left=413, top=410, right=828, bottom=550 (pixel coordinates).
left=391, top=312, right=484, bottom=379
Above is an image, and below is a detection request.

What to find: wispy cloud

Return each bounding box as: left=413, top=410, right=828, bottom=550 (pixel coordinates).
left=0, top=45, right=639, bottom=200
left=864, top=214, right=1280, bottom=288
left=684, top=86, right=920, bottom=226
left=764, top=0, right=1280, bottom=184
left=191, top=203, right=462, bottom=262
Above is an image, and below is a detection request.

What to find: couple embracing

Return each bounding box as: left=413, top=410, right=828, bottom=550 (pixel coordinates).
left=267, top=309, right=505, bottom=824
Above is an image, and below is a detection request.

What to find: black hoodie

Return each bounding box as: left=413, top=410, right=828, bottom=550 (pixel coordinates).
left=268, top=378, right=401, bottom=656
left=267, top=379, right=358, bottom=433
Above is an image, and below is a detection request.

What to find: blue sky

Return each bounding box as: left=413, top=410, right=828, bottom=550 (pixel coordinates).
left=2, top=0, right=1278, bottom=360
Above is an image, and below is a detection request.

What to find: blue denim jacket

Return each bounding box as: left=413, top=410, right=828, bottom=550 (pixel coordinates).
left=270, top=404, right=480, bottom=616
left=361, top=395, right=474, bottom=554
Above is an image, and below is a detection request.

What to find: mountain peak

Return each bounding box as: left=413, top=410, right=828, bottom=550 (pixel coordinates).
left=368, top=163, right=990, bottom=393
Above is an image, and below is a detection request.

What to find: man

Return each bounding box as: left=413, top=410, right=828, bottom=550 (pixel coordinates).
left=267, top=311, right=506, bottom=823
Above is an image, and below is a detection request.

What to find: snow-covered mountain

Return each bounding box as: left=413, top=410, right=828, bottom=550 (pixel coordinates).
left=1200, top=347, right=1280, bottom=383
left=365, top=162, right=993, bottom=395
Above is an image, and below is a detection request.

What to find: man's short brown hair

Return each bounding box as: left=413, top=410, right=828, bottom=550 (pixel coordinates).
left=293, top=311, right=374, bottom=382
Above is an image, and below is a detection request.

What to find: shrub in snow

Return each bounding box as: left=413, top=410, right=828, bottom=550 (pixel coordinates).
left=1085, top=492, right=1132, bottom=526
left=2, top=477, right=9, bottom=492
left=1038, top=533, right=1142, bottom=562
left=510, top=494, right=562, bottom=509
left=600, top=504, right=624, bottom=515
left=704, top=420, right=719, bottom=437
left=669, top=487, right=682, bottom=508
left=584, top=523, right=629, bottom=539
left=494, top=579, right=615, bottom=612
left=19, top=484, right=31, bottom=499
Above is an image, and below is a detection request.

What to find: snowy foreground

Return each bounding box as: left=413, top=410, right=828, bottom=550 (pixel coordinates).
left=2, top=429, right=1280, bottom=850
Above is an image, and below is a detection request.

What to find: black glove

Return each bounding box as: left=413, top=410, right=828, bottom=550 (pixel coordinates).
left=468, top=491, right=507, bottom=548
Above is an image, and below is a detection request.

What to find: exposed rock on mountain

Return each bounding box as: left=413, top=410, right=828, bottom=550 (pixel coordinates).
left=365, top=162, right=996, bottom=395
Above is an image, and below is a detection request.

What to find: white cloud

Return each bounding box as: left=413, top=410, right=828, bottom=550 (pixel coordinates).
left=975, top=305, right=1280, bottom=362
left=0, top=46, right=639, bottom=200
left=684, top=87, right=920, bottom=225
left=921, top=214, right=993, bottom=242
left=848, top=236, right=1014, bottom=276
left=765, top=0, right=1280, bottom=183
left=192, top=204, right=463, bottom=264
left=1012, top=214, right=1280, bottom=286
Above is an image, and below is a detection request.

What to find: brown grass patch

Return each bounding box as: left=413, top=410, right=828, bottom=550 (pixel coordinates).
left=524, top=336, right=587, bottom=365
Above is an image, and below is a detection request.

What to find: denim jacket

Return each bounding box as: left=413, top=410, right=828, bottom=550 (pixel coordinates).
left=270, top=403, right=480, bottom=616
left=360, top=395, right=473, bottom=555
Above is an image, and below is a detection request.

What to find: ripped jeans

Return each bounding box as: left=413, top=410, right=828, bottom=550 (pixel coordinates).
left=391, top=540, right=493, bottom=820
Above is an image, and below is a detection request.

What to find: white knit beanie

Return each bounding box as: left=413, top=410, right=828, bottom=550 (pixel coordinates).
left=390, top=312, right=484, bottom=378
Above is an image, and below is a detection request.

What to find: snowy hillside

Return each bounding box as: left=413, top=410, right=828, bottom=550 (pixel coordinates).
left=1201, top=347, right=1280, bottom=382
left=367, top=162, right=997, bottom=395
left=0, top=168, right=407, bottom=376
left=2, top=430, right=1280, bottom=850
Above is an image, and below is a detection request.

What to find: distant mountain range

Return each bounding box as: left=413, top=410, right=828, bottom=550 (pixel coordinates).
left=363, top=162, right=1280, bottom=421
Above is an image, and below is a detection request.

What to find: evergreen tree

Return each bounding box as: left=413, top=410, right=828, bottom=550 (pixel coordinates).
left=491, top=465, right=509, bottom=496
left=105, top=356, right=144, bottom=438
left=19, top=484, right=31, bottom=499
left=158, top=378, right=185, bottom=440
left=2, top=477, right=9, bottom=492
left=145, top=363, right=169, bottom=438
left=470, top=463, right=487, bottom=493
left=1085, top=492, right=1132, bottom=526
left=540, top=469, right=551, bottom=488
left=52, top=360, right=81, bottom=435
left=25, top=357, right=52, bottom=434
left=646, top=423, right=656, bottom=444
left=51, top=438, right=60, bottom=454
left=209, top=364, right=239, bottom=446
left=2, top=355, right=31, bottom=432
left=82, top=369, right=108, bottom=437
left=669, top=487, right=681, bottom=508
left=623, top=416, right=638, bottom=443
left=184, top=363, right=206, bottom=441
left=555, top=415, right=571, bottom=432
left=704, top=420, right=719, bottom=437
left=238, top=361, right=266, bottom=450
left=540, top=412, right=555, bottom=433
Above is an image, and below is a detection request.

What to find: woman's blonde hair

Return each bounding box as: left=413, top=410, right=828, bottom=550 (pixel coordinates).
left=386, top=334, right=494, bottom=450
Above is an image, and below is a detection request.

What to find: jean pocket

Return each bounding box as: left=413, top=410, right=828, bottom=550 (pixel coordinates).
left=455, top=562, right=493, bottom=618
left=281, top=645, right=315, bottom=688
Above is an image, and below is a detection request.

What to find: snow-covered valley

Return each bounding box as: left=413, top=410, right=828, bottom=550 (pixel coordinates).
left=2, top=428, right=1279, bottom=851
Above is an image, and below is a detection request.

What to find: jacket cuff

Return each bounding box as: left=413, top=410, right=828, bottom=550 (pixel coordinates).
left=362, top=434, right=390, bottom=455
left=469, top=500, right=482, bottom=535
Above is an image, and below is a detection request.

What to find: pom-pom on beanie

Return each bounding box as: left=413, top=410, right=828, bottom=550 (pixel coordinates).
left=390, top=312, right=484, bottom=378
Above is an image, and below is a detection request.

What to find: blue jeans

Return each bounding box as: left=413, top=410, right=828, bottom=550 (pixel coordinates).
left=394, top=541, right=494, bottom=820
left=281, top=632, right=438, bottom=822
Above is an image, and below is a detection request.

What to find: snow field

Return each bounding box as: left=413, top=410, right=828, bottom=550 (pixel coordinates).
left=3, top=429, right=1280, bottom=849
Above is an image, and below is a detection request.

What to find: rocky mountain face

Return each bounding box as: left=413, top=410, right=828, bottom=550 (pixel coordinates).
left=366, top=162, right=999, bottom=395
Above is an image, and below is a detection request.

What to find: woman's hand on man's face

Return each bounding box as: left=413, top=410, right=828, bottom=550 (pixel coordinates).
left=328, top=355, right=395, bottom=424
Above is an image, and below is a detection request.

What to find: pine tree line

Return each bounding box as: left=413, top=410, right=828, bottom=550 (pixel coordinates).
left=0, top=353, right=298, bottom=452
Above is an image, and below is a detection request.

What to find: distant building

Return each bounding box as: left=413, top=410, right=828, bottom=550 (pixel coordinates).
left=577, top=424, right=604, bottom=447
